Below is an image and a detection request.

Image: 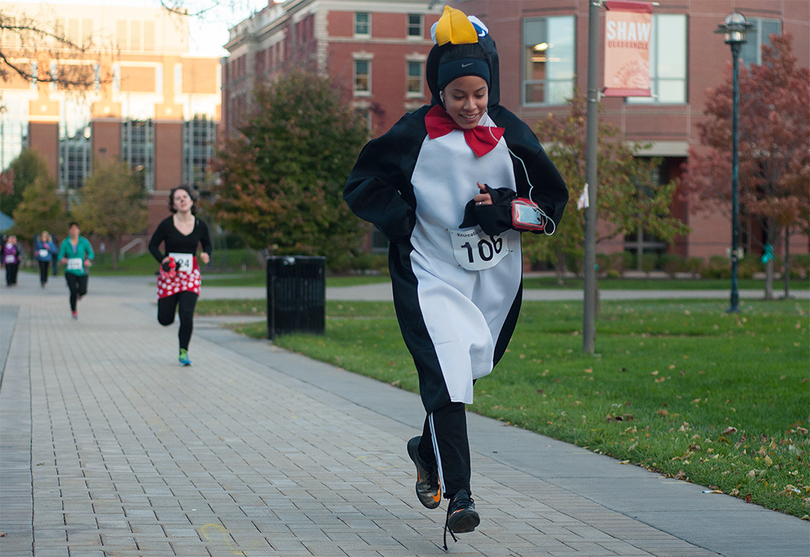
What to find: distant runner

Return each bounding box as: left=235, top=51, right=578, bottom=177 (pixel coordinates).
left=148, top=185, right=212, bottom=366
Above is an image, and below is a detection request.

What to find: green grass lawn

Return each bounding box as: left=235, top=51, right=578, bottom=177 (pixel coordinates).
left=75, top=252, right=809, bottom=291
left=219, top=298, right=810, bottom=518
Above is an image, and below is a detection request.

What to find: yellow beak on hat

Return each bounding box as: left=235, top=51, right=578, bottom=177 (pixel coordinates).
left=434, top=6, right=478, bottom=46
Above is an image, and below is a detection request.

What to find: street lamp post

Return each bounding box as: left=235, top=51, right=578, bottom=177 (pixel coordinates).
left=716, top=12, right=752, bottom=313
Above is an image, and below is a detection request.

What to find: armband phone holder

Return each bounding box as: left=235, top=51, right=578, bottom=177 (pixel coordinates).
left=511, top=198, right=546, bottom=231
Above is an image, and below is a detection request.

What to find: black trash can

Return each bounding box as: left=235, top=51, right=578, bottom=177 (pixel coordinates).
left=266, top=256, right=325, bottom=339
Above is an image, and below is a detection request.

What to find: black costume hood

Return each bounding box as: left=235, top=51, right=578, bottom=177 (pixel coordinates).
left=426, top=16, right=501, bottom=110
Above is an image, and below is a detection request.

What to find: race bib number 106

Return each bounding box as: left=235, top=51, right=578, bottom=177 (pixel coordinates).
left=450, top=227, right=509, bottom=271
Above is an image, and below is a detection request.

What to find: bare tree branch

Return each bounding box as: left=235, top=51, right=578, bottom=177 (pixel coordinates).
left=0, top=10, right=113, bottom=89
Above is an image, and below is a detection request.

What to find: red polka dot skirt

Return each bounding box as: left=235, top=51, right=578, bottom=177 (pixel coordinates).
left=157, top=257, right=201, bottom=299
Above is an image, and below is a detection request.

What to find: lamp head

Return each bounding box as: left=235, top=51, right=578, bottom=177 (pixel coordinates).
left=715, top=12, right=753, bottom=45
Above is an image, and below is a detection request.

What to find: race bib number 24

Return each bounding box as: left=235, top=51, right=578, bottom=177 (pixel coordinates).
left=450, top=227, right=509, bottom=271
left=169, top=253, right=194, bottom=272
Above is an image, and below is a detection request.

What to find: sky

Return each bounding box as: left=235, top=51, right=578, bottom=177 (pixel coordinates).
left=15, top=0, right=273, bottom=57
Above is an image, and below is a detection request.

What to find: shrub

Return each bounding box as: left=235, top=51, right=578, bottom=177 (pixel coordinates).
left=738, top=255, right=761, bottom=279
left=595, top=253, right=611, bottom=277
left=339, top=252, right=389, bottom=275
left=774, top=253, right=810, bottom=279
left=563, top=248, right=584, bottom=277
left=659, top=253, right=684, bottom=278
left=640, top=252, right=658, bottom=275
left=610, top=251, right=635, bottom=274
left=685, top=256, right=704, bottom=278
left=705, top=255, right=731, bottom=279
left=788, top=253, right=809, bottom=279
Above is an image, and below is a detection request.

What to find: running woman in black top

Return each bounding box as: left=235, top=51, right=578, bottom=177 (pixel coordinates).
left=148, top=185, right=213, bottom=366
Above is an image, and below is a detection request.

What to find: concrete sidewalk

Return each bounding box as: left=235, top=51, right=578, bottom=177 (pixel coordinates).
left=1, top=272, right=808, bottom=557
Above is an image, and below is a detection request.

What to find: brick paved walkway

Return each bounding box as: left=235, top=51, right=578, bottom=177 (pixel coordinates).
left=1, top=273, right=807, bottom=557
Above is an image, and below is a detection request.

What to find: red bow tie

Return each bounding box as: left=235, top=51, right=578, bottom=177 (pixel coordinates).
left=425, top=105, right=504, bottom=157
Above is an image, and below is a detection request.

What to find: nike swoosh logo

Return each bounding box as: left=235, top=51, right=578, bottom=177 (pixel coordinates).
left=461, top=62, right=473, bottom=68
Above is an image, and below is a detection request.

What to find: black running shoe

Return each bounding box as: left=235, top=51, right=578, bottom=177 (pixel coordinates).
left=446, top=489, right=479, bottom=534
left=406, top=436, right=441, bottom=509
left=443, top=489, right=480, bottom=549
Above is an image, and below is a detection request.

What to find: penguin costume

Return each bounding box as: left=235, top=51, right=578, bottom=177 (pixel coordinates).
left=344, top=6, right=568, bottom=546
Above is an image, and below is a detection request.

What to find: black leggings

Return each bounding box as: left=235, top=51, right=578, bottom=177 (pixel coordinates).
left=5, top=263, right=18, bottom=286
left=38, top=260, right=50, bottom=284
left=158, top=291, right=198, bottom=351
left=419, top=402, right=471, bottom=499
left=65, top=273, right=88, bottom=311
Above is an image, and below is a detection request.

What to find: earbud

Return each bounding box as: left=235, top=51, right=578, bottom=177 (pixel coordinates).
left=439, top=91, right=444, bottom=104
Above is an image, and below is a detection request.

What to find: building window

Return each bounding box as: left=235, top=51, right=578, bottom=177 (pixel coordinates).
left=627, top=14, right=687, bottom=104
left=0, top=97, right=29, bottom=172
left=407, top=60, right=423, bottom=95
left=58, top=99, right=92, bottom=190
left=183, top=116, right=216, bottom=189
left=121, top=119, right=154, bottom=191
left=354, top=59, right=371, bottom=95
left=354, top=12, right=370, bottom=37
left=740, top=18, right=781, bottom=66
left=522, top=16, right=575, bottom=105
left=408, top=14, right=423, bottom=38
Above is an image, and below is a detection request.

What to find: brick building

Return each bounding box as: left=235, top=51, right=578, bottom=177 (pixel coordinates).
left=0, top=2, right=221, bottom=236
left=446, top=0, right=809, bottom=260
left=224, top=0, right=808, bottom=262
left=222, top=0, right=444, bottom=138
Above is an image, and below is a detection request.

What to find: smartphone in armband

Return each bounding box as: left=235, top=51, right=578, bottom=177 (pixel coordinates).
left=512, top=198, right=546, bottom=231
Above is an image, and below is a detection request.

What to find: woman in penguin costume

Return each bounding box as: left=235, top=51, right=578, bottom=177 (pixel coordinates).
left=344, top=6, right=568, bottom=546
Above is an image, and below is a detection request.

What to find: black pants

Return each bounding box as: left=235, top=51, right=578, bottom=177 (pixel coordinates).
left=158, top=291, right=198, bottom=351
left=418, top=401, right=471, bottom=499
left=65, top=273, right=88, bottom=312
left=5, top=263, right=18, bottom=285
left=38, top=260, right=50, bottom=284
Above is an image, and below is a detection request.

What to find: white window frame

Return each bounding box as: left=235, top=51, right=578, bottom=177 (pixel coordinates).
left=407, top=14, right=423, bottom=39
left=521, top=16, right=576, bottom=106
left=406, top=57, right=425, bottom=97
left=354, top=12, right=370, bottom=38
left=353, top=55, right=372, bottom=96
left=626, top=14, right=687, bottom=105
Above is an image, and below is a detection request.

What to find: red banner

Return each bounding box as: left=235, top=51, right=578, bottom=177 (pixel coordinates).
left=603, top=1, right=653, bottom=97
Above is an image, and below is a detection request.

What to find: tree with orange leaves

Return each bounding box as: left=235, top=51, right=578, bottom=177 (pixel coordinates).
left=683, top=34, right=809, bottom=298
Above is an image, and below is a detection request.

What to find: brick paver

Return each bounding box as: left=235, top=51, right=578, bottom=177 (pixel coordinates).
left=1, top=273, right=808, bottom=557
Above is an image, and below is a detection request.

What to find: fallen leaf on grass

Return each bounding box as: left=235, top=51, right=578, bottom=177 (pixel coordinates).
left=781, top=485, right=802, bottom=496
left=673, top=470, right=686, bottom=480
left=745, top=494, right=752, bottom=503
left=722, top=427, right=738, bottom=435
left=657, top=409, right=669, bottom=417
left=606, top=414, right=635, bottom=422
left=764, top=455, right=774, bottom=466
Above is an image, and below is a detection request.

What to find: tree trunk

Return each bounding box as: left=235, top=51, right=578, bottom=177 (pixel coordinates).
left=764, top=259, right=774, bottom=299
left=763, top=217, right=774, bottom=300
left=111, top=236, right=119, bottom=271
left=555, top=247, right=565, bottom=286
left=783, top=227, right=791, bottom=299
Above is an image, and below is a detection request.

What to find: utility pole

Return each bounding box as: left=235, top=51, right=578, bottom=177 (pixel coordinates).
left=583, top=0, right=600, bottom=354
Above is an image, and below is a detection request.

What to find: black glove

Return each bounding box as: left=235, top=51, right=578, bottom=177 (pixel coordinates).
left=459, top=184, right=517, bottom=236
